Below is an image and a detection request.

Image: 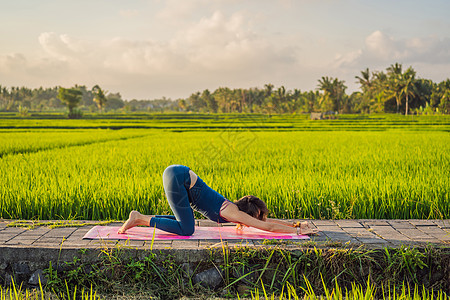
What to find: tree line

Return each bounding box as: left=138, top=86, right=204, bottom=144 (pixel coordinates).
left=183, top=63, right=449, bottom=115
left=1, top=63, right=449, bottom=116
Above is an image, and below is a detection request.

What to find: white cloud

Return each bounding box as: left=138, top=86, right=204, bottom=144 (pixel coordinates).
left=335, top=30, right=450, bottom=67
left=0, top=53, right=27, bottom=72
left=3, top=17, right=448, bottom=99
left=0, top=11, right=298, bottom=98
left=330, top=30, right=450, bottom=92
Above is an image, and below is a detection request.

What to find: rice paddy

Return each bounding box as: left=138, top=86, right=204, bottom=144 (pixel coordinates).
left=0, top=113, right=449, bottom=221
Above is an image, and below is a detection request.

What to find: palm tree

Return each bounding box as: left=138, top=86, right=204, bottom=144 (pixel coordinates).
left=201, top=89, right=217, bottom=113
left=355, top=68, right=372, bottom=93
left=387, top=63, right=402, bottom=77
left=264, top=83, right=274, bottom=98
left=317, top=76, right=334, bottom=111
left=386, top=63, right=404, bottom=113
left=274, top=86, right=287, bottom=113
left=214, top=87, right=232, bottom=113
left=318, top=77, right=346, bottom=112
left=399, top=67, right=416, bottom=115
left=385, top=64, right=418, bottom=114
left=178, top=99, right=187, bottom=111
left=92, top=85, right=107, bottom=113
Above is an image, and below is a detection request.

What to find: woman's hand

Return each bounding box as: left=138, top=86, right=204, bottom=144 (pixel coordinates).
left=235, top=223, right=249, bottom=230
left=294, top=221, right=319, bottom=235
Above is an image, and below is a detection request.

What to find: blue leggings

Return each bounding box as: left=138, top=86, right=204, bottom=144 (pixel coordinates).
left=149, top=165, right=195, bottom=236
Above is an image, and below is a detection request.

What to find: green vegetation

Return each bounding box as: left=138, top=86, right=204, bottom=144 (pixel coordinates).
left=1, top=63, right=449, bottom=115
left=57, top=87, right=82, bottom=118
left=0, top=114, right=448, bottom=221
left=1, top=277, right=98, bottom=299
left=4, top=245, right=448, bottom=299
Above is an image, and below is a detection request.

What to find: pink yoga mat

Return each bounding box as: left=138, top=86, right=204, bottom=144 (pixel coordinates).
left=83, top=226, right=310, bottom=240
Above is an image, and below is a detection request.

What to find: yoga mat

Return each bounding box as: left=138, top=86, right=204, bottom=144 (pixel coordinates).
left=83, top=226, right=310, bottom=240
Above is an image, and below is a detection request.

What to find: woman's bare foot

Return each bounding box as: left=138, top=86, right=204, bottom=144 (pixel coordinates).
left=118, top=211, right=152, bottom=234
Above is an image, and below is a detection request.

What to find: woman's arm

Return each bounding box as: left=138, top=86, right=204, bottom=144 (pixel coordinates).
left=266, top=218, right=295, bottom=227
left=221, top=204, right=317, bottom=235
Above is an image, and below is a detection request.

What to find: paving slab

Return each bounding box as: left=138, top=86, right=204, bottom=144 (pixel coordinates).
left=42, top=227, right=77, bottom=238
left=226, top=240, right=254, bottom=248
left=341, top=227, right=380, bottom=239
left=17, top=227, right=51, bottom=237
left=1, top=227, right=27, bottom=235
left=362, top=220, right=390, bottom=226
left=60, top=239, right=92, bottom=247
left=395, top=228, right=432, bottom=240
left=409, top=219, right=436, bottom=226
left=315, top=225, right=347, bottom=233
left=34, top=237, right=66, bottom=245
left=308, top=234, right=329, bottom=242
left=88, top=240, right=118, bottom=247
left=368, top=225, right=412, bottom=244
left=323, top=232, right=357, bottom=244
left=0, top=233, right=17, bottom=243
left=356, top=237, right=390, bottom=245
left=387, top=220, right=416, bottom=229
left=433, top=220, right=450, bottom=229
left=117, top=240, right=145, bottom=247
left=312, top=220, right=337, bottom=226
left=144, top=240, right=172, bottom=250
left=5, top=238, right=38, bottom=245
left=172, top=240, right=199, bottom=249
left=335, top=220, right=364, bottom=228
left=199, top=240, right=223, bottom=248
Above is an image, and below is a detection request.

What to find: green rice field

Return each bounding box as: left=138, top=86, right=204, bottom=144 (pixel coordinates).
left=0, top=113, right=449, bottom=220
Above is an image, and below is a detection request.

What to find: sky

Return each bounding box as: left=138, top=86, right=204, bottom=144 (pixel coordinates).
left=1, top=0, right=449, bottom=100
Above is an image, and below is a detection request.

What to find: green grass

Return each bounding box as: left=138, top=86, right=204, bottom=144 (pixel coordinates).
left=2, top=279, right=448, bottom=300
left=6, top=245, right=446, bottom=299
left=1, top=280, right=448, bottom=300
left=0, top=113, right=449, bottom=220
left=0, top=129, right=147, bottom=158
left=1, top=113, right=449, bottom=131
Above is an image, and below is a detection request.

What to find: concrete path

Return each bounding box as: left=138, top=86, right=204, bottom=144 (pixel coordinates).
left=1, top=219, right=449, bottom=250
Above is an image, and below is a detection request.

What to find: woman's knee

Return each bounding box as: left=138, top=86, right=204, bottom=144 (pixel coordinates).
left=180, top=223, right=195, bottom=236
left=163, top=165, right=188, bottom=181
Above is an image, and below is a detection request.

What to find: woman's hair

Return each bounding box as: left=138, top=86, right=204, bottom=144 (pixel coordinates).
left=234, top=195, right=269, bottom=221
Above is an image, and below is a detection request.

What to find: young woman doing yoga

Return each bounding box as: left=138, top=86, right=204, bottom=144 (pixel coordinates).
left=118, top=165, right=318, bottom=236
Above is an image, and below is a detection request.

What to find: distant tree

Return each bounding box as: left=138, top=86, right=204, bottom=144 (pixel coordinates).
left=201, top=89, right=218, bottom=113
left=304, top=91, right=319, bottom=112
left=290, top=89, right=302, bottom=113
left=188, top=92, right=205, bottom=112
left=264, top=83, right=274, bottom=98
left=317, top=76, right=347, bottom=112
left=385, top=64, right=418, bottom=115
left=438, top=79, right=450, bottom=114
left=355, top=68, right=373, bottom=93
left=92, top=85, right=107, bottom=112
left=214, top=87, right=232, bottom=113
left=386, top=63, right=404, bottom=113
left=440, top=89, right=450, bottom=114
left=58, top=87, right=82, bottom=118
left=274, top=86, right=287, bottom=113
left=105, top=93, right=124, bottom=111
left=74, top=85, right=94, bottom=108
left=399, top=67, right=417, bottom=115
left=178, top=99, right=187, bottom=111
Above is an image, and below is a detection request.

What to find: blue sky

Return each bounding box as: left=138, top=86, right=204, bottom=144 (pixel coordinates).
left=1, top=0, right=449, bottom=99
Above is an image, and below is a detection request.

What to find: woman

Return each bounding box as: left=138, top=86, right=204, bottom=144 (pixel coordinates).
left=118, top=165, right=318, bottom=236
